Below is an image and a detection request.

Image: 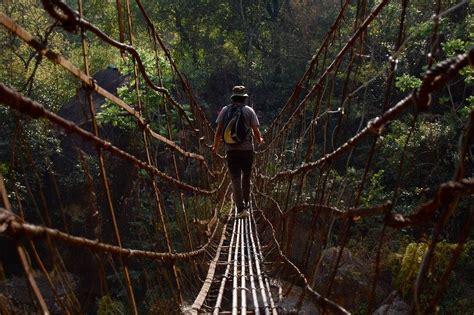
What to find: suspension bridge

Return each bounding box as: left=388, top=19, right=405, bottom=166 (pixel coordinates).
left=0, top=0, right=473, bottom=314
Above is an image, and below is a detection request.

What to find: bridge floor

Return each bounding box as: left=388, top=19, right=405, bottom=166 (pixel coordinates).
left=186, top=205, right=278, bottom=314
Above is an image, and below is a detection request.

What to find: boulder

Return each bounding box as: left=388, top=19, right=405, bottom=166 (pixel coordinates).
left=311, top=247, right=389, bottom=312
left=0, top=272, right=77, bottom=314
left=373, top=292, right=410, bottom=315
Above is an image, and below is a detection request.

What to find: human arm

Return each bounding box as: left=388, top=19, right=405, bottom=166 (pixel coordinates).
left=212, top=123, right=223, bottom=153
left=212, top=107, right=226, bottom=154
left=252, top=125, right=264, bottom=144
left=247, top=106, right=264, bottom=144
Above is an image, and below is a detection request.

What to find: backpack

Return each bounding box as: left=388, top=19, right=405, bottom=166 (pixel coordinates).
left=222, top=105, right=250, bottom=144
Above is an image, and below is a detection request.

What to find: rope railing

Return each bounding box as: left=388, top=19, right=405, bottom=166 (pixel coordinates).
left=260, top=177, right=473, bottom=231
left=281, top=201, right=393, bottom=219
left=40, top=0, right=199, bottom=133
left=0, top=83, right=218, bottom=195
left=0, top=0, right=472, bottom=313
left=259, top=0, right=389, bottom=152
left=133, top=0, right=215, bottom=141
left=252, top=197, right=350, bottom=315
left=250, top=2, right=473, bottom=312
left=188, top=213, right=234, bottom=314
left=263, top=0, right=352, bottom=136
left=0, top=202, right=227, bottom=261
left=385, top=178, right=474, bottom=229
left=265, top=49, right=474, bottom=182
left=0, top=12, right=217, bottom=176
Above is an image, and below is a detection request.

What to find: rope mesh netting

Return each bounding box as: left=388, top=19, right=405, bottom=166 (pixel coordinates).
left=0, top=0, right=472, bottom=314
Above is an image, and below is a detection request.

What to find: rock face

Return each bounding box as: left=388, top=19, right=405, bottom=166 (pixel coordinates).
left=311, top=247, right=389, bottom=312
left=272, top=279, right=320, bottom=314
left=58, top=66, right=127, bottom=127
left=0, top=273, right=77, bottom=314
left=373, top=293, right=410, bottom=315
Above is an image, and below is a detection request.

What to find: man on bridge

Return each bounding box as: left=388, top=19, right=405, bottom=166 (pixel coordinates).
left=212, top=85, right=264, bottom=219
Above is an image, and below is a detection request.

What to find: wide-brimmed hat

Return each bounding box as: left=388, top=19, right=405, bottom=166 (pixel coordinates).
left=231, top=85, right=248, bottom=98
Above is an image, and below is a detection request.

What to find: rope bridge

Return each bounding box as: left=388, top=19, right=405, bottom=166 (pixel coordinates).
left=0, top=0, right=472, bottom=314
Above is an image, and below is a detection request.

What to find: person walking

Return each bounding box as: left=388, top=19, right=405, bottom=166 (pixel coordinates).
left=212, top=86, right=264, bottom=218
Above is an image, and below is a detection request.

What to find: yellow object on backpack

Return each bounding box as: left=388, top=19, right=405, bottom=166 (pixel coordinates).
left=222, top=106, right=249, bottom=144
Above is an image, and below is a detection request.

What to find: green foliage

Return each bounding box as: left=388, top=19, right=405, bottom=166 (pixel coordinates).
left=96, top=94, right=137, bottom=130
left=394, top=241, right=473, bottom=310
left=408, top=20, right=434, bottom=39
left=441, top=275, right=474, bottom=314
left=0, top=162, right=8, bottom=176
left=460, top=66, right=474, bottom=85
left=69, top=42, right=121, bottom=77
left=457, top=241, right=474, bottom=286
left=459, top=96, right=474, bottom=119
left=442, top=39, right=467, bottom=57
left=361, top=169, right=387, bottom=207
left=467, top=95, right=474, bottom=107
left=97, top=296, right=125, bottom=315
left=0, top=0, right=76, bottom=108
left=381, top=240, right=474, bottom=314
left=395, top=74, right=422, bottom=92
left=0, top=1, right=473, bottom=313
left=396, top=242, right=429, bottom=296
left=95, top=48, right=186, bottom=136
left=442, top=39, right=474, bottom=84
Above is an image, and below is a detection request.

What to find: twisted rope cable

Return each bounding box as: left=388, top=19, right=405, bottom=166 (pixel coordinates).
left=40, top=0, right=198, bottom=131
left=0, top=185, right=229, bottom=261
left=259, top=0, right=389, bottom=152
left=0, top=83, right=220, bottom=195
left=265, top=49, right=474, bottom=182
left=252, top=197, right=350, bottom=314
left=0, top=12, right=217, bottom=176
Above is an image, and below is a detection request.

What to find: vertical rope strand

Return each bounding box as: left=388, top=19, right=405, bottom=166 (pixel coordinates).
left=77, top=1, right=138, bottom=313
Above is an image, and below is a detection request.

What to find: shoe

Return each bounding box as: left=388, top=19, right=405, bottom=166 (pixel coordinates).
left=236, top=210, right=250, bottom=219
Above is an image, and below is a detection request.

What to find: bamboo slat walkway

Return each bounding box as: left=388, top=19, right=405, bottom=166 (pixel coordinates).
left=185, top=204, right=278, bottom=314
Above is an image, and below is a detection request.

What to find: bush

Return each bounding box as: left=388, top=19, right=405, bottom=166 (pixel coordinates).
left=97, top=295, right=125, bottom=315
left=393, top=241, right=474, bottom=313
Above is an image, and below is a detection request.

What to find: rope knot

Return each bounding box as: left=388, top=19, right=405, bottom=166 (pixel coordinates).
left=43, top=0, right=80, bottom=32
left=0, top=208, right=15, bottom=233
left=413, top=89, right=432, bottom=112
left=468, top=48, right=474, bottom=67
left=367, top=118, right=383, bottom=135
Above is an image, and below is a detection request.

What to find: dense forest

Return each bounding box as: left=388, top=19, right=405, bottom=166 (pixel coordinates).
left=0, top=0, right=473, bottom=314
